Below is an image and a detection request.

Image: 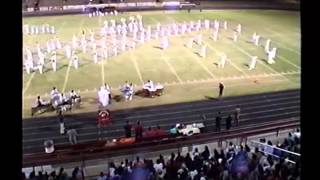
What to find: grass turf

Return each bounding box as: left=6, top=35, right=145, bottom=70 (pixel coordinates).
left=22, top=10, right=300, bottom=118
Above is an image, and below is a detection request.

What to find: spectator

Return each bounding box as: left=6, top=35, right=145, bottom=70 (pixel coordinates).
left=57, top=167, right=68, bottom=180
left=185, top=153, right=193, bottom=170
left=293, top=128, right=301, bottom=138
left=108, top=162, right=116, bottom=177
left=154, top=159, right=164, bottom=178
left=193, top=147, right=199, bottom=157
left=144, top=127, right=153, bottom=137
left=215, top=112, right=222, bottom=132
left=116, top=162, right=125, bottom=176
left=158, top=154, right=165, bottom=168
left=123, top=120, right=132, bottom=138
left=134, top=156, right=144, bottom=168
left=71, top=166, right=84, bottom=180
left=67, top=128, right=78, bottom=145
left=201, top=145, right=210, bottom=160
left=37, top=171, right=43, bottom=180
left=29, top=170, right=36, bottom=180
left=175, top=151, right=184, bottom=165
left=226, top=114, right=232, bottom=130
left=234, top=106, right=241, bottom=126
left=97, top=172, right=107, bottom=180
left=134, top=121, right=143, bottom=140
left=169, top=125, right=177, bottom=135
left=58, top=110, right=65, bottom=135
left=48, top=171, right=56, bottom=180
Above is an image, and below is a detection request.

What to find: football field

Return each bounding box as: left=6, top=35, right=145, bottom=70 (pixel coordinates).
left=22, top=10, right=301, bottom=118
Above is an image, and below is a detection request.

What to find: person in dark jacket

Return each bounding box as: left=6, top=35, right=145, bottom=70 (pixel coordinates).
left=226, top=115, right=232, bottom=130
left=123, top=120, right=132, bottom=138
left=216, top=112, right=222, bottom=132
left=218, top=82, right=224, bottom=99
left=134, top=121, right=143, bottom=141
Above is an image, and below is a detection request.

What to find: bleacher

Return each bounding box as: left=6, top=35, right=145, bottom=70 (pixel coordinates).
left=22, top=128, right=301, bottom=180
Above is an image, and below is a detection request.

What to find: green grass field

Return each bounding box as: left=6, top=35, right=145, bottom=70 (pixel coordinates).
left=22, top=10, right=301, bottom=118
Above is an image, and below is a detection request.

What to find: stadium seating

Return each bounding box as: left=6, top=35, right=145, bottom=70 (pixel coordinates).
left=22, top=130, right=300, bottom=180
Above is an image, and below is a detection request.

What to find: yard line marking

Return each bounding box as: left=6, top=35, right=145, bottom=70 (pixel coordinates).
left=23, top=71, right=300, bottom=98
left=229, top=42, right=293, bottom=82
left=101, top=60, right=105, bottom=85
left=62, top=61, right=72, bottom=92
left=203, top=40, right=248, bottom=76
left=23, top=73, right=35, bottom=96
left=130, top=52, right=144, bottom=85
left=149, top=17, right=159, bottom=25
left=277, top=55, right=301, bottom=70
left=183, top=49, right=216, bottom=79
left=161, top=55, right=183, bottom=84
left=265, top=28, right=301, bottom=56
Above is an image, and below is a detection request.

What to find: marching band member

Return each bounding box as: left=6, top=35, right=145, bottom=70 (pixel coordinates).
left=69, top=89, right=81, bottom=105
left=265, top=39, right=271, bottom=53
left=50, top=87, right=60, bottom=100
left=51, top=51, right=57, bottom=72
left=72, top=54, right=79, bottom=69
left=249, top=56, right=258, bottom=70
left=35, top=96, right=48, bottom=108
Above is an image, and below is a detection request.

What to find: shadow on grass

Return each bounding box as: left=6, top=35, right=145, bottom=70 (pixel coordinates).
left=79, top=61, right=92, bottom=68
left=153, top=46, right=164, bottom=50
left=204, top=96, right=219, bottom=101
left=227, top=37, right=234, bottom=41
left=82, top=97, right=98, bottom=105
left=194, top=51, right=203, bottom=58
left=260, top=58, right=269, bottom=64
left=57, top=64, right=68, bottom=71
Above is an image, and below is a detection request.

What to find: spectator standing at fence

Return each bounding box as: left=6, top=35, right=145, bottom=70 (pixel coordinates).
left=218, top=82, right=225, bottom=99
left=226, top=114, right=232, bottom=130
left=216, top=112, right=222, bottom=132
left=58, top=110, right=65, bottom=135
left=67, top=128, right=78, bottom=145
left=123, top=120, right=132, bottom=138
left=135, top=121, right=143, bottom=141
left=234, top=106, right=241, bottom=126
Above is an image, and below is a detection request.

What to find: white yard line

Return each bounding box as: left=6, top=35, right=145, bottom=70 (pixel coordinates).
left=62, top=18, right=85, bottom=92
left=23, top=73, right=35, bottom=96
left=277, top=55, right=301, bottom=70
left=183, top=48, right=216, bottom=79
left=203, top=40, right=248, bottom=76
left=161, top=55, right=183, bottom=84
left=265, top=28, right=301, bottom=56
left=23, top=71, right=300, bottom=98
left=62, top=61, right=72, bottom=92
left=229, top=42, right=294, bottom=83
left=101, top=61, right=105, bottom=85
left=130, top=52, right=144, bottom=85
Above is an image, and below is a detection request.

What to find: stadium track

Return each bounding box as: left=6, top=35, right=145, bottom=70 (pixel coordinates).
left=23, top=89, right=300, bottom=154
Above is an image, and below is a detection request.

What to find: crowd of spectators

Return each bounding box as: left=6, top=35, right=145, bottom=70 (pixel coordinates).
left=22, top=129, right=301, bottom=180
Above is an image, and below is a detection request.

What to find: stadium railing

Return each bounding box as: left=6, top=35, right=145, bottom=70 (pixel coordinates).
left=250, top=140, right=301, bottom=164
